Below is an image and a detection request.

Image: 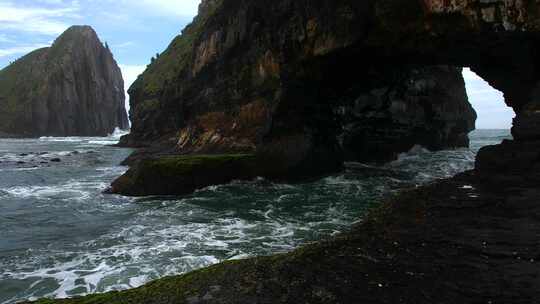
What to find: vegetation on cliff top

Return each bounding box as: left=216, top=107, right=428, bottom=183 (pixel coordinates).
left=130, top=0, right=224, bottom=97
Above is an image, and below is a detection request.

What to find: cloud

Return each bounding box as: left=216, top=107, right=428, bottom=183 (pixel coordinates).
left=113, top=41, right=136, bottom=49
left=463, top=68, right=514, bottom=129
left=0, top=1, right=79, bottom=35
left=0, top=33, right=14, bottom=43
left=138, top=0, right=200, bottom=17
left=119, top=64, right=146, bottom=111
left=109, top=0, right=200, bottom=18
left=462, top=68, right=483, bottom=82
left=0, top=43, right=49, bottom=57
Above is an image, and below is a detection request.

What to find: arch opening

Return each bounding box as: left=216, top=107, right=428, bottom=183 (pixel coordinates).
left=462, top=68, right=516, bottom=131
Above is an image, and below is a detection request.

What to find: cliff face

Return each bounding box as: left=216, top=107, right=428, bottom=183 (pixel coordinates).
left=113, top=0, right=540, bottom=194
left=119, top=0, right=482, bottom=175
left=0, top=26, right=129, bottom=137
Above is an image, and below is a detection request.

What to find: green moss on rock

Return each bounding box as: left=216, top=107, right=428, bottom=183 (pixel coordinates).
left=108, top=154, right=260, bottom=196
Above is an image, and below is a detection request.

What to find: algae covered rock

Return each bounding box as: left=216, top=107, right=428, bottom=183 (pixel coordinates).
left=108, top=154, right=260, bottom=196
left=107, top=150, right=341, bottom=196
left=0, top=25, right=128, bottom=137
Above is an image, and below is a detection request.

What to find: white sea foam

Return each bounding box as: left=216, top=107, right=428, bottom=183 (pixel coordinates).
left=0, top=167, right=40, bottom=172
left=3, top=180, right=107, bottom=201
left=37, top=128, right=129, bottom=146
left=39, top=137, right=84, bottom=143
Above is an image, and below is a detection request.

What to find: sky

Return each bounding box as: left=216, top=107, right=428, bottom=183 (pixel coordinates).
left=0, top=0, right=514, bottom=129
left=462, top=68, right=514, bottom=129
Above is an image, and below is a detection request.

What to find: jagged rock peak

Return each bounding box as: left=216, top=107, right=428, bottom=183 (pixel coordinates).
left=53, top=25, right=100, bottom=45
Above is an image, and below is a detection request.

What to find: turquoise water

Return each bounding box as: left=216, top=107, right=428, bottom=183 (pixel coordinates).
left=0, top=130, right=511, bottom=303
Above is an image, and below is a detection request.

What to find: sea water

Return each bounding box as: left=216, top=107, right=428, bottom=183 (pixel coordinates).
left=0, top=129, right=511, bottom=303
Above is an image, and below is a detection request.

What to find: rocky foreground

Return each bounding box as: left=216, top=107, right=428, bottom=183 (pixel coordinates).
left=0, top=26, right=129, bottom=137
left=29, top=166, right=540, bottom=303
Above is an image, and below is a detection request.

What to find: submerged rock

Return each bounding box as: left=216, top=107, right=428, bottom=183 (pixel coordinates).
left=0, top=26, right=129, bottom=137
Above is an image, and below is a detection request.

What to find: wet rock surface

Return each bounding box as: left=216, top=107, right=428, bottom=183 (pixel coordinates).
left=107, top=154, right=261, bottom=196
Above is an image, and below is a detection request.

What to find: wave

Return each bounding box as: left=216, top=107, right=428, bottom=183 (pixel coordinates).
left=3, top=180, right=108, bottom=201
left=37, top=128, right=130, bottom=146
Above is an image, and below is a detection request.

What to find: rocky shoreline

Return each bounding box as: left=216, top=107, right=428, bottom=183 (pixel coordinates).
left=28, top=166, right=540, bottom=303
left=21, top=0, right=540, bottom=302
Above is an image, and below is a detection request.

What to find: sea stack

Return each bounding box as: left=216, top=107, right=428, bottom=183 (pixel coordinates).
left=0, top=25, right=129, bottom=137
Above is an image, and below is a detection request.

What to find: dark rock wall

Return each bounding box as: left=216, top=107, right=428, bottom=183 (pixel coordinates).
left=0, top=26, right=129, bottom=137
left=339, top=66, right=476, bottom=163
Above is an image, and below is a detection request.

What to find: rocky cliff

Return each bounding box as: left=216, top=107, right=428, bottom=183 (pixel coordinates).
left=112, top=0, right=490, bottom=195
left=0, top=26, right=129, bottom=137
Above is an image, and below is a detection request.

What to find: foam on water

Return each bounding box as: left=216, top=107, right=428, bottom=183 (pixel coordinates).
left=0, top=130, right=511, bottom=304
left=4, top=180, right=108, bottom=201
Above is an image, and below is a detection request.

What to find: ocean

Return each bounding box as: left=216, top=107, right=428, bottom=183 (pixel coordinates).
left=0, top=129, right=511, bottom=303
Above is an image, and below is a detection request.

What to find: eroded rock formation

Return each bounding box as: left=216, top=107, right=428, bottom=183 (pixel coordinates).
left=112, top=0, right=540, bottom=195
left=0, top=26, right=129, bottom=137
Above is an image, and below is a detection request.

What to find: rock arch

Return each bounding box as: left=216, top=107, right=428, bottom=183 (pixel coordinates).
left=116, top=0, right=540, bottom=193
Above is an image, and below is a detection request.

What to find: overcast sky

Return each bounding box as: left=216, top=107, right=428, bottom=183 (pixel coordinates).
left=0, top=0, right=514, bottom=129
